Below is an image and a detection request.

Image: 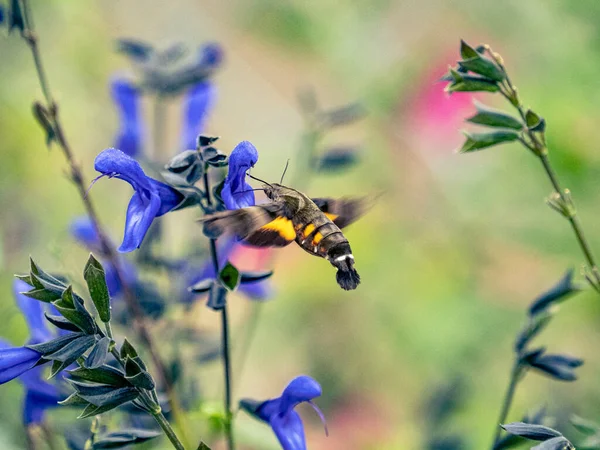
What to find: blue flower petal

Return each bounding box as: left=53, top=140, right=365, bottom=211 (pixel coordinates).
left=111, top=78, right=143, bottom=157
left=182, top=81, right=216, bottom=150
left=13, top=280, right=53, bottom=344
left=0, top=345, right=41, bottom=384
left=94, top=148, right=184, bottom=252
left=119, top=190, right=161, bottom=252
left=223, top=141, right=259, bottom=210
left=70, top=216, right=103, bottom=252
left=270, top=410, right=307, bottom=450
left=279, top=376, right=322, bottom=417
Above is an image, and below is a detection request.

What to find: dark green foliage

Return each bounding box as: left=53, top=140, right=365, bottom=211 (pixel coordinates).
left=219, top=262, right=240, bottom=291
left=91, top=428, right=161, bottom=449
left=84, top=254, right=112, bottom=323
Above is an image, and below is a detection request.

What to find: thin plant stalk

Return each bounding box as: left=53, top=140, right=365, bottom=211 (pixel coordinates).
left=487, top=46, right=599, bottom=284
left=19, top=2, right=189, bottom=448
left=203, top=171, right=235, bottom=450
left=491, top=362, right=521, bottom=449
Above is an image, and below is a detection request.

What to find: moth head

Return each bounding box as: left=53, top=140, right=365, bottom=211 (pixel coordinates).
left=263, top=183, right=283, bottom=200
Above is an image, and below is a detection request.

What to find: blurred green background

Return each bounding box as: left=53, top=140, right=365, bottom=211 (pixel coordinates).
left=3, top=0, right=600, bottom=448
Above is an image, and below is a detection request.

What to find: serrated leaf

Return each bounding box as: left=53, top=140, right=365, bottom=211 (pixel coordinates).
left=68, top=366, right=129, bottom=387
left=120, top=339, right=138, bottom=359
left=467, top=102, right=523, bottom=130
left=219, top=262, right=240, bottom=292
left=84, top=254, right=111, bottom=322
left=460, top=130, right=520, bottom=153
left=85, top=337, right=111, bottom=369
left=501, top=422, right=562, bottom=441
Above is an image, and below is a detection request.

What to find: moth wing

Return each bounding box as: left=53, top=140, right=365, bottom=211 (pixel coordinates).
left=311, top=197, right=370, bottom=229
left=243, top=216, right=296, bottom=247
left=201, top=202, right=286, bottom=241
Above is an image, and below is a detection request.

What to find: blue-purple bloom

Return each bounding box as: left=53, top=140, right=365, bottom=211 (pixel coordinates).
left=70, top=216, right=138, bottom=296
left=94, top=148, right=184, bottom=252
left=111, top=78, right=143, bottom=158
left=0, top=280, right=62, bottom=424
left=182, top=81, right=216, bottom=150
left=199, top=42, right=224, bottom=68
left=240, top=375, right=327, bottom=450
left=221, top=141, right=259, bottom=210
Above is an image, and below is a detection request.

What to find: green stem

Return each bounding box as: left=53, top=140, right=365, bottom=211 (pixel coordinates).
left=152, top=408, right=186, bottom=450
left=491, top=362, right=521, bottom=449
left=204, top=170, right=235, bottom=450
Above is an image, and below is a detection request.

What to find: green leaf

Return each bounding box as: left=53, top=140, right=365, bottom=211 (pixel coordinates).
left=32, top=102, right=56, bottom=147
left=29, top=258, right=66, bottom=288
left=22, top=288, right=61, bottom=303
left=44, top=313, right=81, bottom=332
left=197, top=443, right=212, bottom=450
left=27, top=332, right=84, bottom=355
left=45, top=334, right=96, bottom=363
left=58, top=393, right=88, bottom=406
left=53, top=287, right=97, bottom=335
left=460, top=40, right=479, bottom=59
left=525, top=109, right=546, bottom=132
left=219, top=262, right=240, bottom=291
left=240, top=270, right=274, bottom=283
left=120, top=338, right=138, bottom=359
left=92, top=429, right=162, bottom=449
left=85, top=337, right=111, bottom=369
left=83, top=254, right=111, bottom=323
left=68, top=366, right=129, bottom=387
left=466, top=102, right=523, bottom=130
left=445, top=76, right=499, bottom=93
left=77, top=387, right=139, bottom=418
left=460, top=130, right=520, bottom=153
left=458, top=56, right=505, bottom=82
left=124, top=357, right=155, bottom=390
left=570, top=415, right=600, bottom=435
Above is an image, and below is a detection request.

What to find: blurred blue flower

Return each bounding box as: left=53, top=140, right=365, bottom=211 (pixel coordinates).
left=222, top=141, right=259, bottom=210
left=0, top=5, right=4, bottom=25
left=199, top=42, right=224, bottom=68
left=240, top=375, right=327, bottom=450
left=182, top=81, right=216, bottom=150
left=94, top=148, right=184, bottom=252
left=111, top=78, right=143, bottom=158
left=0, top=281, right=63, bottom=423
left=70, top=216, right=138, bottom=296
left=183, top=237, right=271, bottom=304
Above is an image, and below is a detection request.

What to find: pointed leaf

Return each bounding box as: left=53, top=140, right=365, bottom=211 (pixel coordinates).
left=120, top=339, right=138, bottom=359
left=85, top=337, right=111, bottom=369
left=68, top=366, right=129, bottom=387
left=84, top=254, right=111, bottom=322
left=467, top=102, right=523, bottom=130
left=460, top=130, right=520, bottom=153
left=219, top=262, right=240, bottom=291
left=501, top=422, right=562, bottom=441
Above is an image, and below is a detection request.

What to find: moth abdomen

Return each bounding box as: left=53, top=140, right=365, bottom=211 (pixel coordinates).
left=327, top=241, right=360, bottom=291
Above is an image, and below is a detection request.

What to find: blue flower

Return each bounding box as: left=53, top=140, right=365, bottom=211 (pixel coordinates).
left=1, top=280, right=63, bottom=423
left=222, top=141, right=259, bottom=210
left=111, top=78, right=143, bottom=158
left=182, top=81, right=216, bottom=150
left=240, top=375, right=327, bottom=450
left=0, top=5, right=4, bottom=25
left=94, top=148, right=184, bottom=252
left=183, top=237, right=271, bottom=304
left=70, top=216, right=138, bottom=296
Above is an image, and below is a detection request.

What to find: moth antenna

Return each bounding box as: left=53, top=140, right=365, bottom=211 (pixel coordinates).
left=280, top=159, right=291, bottom=184
left=237, top=188, right=266, bottom=194
left=247, top=173, right=273, bottom=187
